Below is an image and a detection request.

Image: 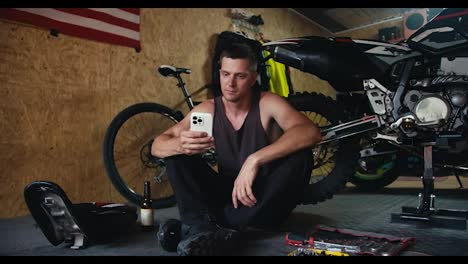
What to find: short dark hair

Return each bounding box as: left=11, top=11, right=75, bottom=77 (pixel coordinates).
left=219, top=43, right=258, bottom=72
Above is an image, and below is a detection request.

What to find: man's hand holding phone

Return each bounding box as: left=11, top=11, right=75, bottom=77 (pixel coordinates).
left=180, top=112, right=214, bottom=156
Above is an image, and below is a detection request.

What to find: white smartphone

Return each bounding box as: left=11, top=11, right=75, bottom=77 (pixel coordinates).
left=189, top=112, right=213, bottom=137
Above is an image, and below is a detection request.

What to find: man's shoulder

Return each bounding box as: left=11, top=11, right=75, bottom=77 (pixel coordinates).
left=194, top=99, right=215, bottom=112
left=259, top=91, right=285, bottom=103
left=259, top=92, right=291, bottom=118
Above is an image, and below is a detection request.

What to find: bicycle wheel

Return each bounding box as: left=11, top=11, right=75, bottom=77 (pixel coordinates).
left=103, top=102, right=184, bottom=209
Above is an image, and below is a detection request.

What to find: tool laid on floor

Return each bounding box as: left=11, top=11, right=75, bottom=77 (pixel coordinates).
left=285, top=232, right=360, bottom=254
left=285, top=232, right=313, bottom=247
left=285, top=225, right=416, bottom=256
left=288, top=247, right=350, bottom=256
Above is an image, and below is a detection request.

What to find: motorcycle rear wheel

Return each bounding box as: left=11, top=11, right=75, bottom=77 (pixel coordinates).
left=287, top=92, right=360, bottom=204
left=350, top=153, right=400, bottom=191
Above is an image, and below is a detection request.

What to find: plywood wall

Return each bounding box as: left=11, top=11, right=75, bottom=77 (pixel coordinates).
left=250, top=8, right=335, bottom=98
left=335, top=18, right=403, bottom=40
left=0, top=8, right=331, bottom=218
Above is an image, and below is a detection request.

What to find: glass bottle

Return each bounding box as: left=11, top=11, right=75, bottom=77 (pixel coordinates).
left=140, top=181, right=154, bottom=231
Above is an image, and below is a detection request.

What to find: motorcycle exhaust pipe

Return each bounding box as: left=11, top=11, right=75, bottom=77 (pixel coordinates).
left=266, top=45, right=331, bottom=79
left=268, top=46, right=303, bottom=70
left=318, top=115, right=381, bottom=145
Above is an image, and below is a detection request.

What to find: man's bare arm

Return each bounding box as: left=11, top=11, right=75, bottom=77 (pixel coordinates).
left=151, top=120, right=186, bottom=158
left=232, top=92, right=321, bottom=208
left=251, top=92, right=321, bottom=167
left=151, top=101, right=214, bottom=158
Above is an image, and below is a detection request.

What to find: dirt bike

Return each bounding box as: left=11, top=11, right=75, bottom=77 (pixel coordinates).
left=264, top=8, right=468, bottom=201
left=103, top=8, right=468, bottom=210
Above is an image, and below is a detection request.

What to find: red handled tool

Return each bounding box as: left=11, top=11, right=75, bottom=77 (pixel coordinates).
left=285, top=233, right=314, bottom=247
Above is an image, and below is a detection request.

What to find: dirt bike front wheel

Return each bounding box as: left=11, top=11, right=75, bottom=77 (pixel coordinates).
left=103, top=103, right=183, bottom=209
left=287, top=92, right=360, bottom=204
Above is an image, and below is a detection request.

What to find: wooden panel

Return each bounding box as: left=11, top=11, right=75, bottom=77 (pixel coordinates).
left=251, top=8, right=336, bottom=99
left=0, top=8, right=332, bottom=218
left=327, top=8, right=409, bottom=32
left=335, top=18, right=403, bottom=40
left=0, top=20, right=113, bottom=217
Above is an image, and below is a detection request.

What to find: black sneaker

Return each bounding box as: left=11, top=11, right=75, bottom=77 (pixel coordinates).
left=157, top=218, right=182, bottom=252
left=176, top=223, right=240, bottom=256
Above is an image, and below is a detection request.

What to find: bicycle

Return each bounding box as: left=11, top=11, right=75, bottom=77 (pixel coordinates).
left=103, top=64, right=350, bottom=209
left=103, top=65, right=213, bottom=209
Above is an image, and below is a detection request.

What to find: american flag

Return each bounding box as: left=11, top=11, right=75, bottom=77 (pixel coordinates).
left=0, top=8, right=141, bottom=51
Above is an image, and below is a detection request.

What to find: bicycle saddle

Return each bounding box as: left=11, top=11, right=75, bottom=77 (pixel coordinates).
left=158, top=65, right=191, bottom=77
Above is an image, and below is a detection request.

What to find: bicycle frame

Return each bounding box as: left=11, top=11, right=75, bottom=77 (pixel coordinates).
left=158, top=65, right=195, bottom=110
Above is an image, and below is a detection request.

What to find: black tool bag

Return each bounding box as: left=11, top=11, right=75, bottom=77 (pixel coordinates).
left=24, top=181, right=137, bottom=249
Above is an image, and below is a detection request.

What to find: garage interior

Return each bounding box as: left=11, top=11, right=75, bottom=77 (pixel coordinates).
left=1, top=8, right=467, bottom=256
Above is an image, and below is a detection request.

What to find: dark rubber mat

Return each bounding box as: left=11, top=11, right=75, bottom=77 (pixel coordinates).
left=2, top=186, right=467, bottom=255
left=282, top=187, right=468, bottom=256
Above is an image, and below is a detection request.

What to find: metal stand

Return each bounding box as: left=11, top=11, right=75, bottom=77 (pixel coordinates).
left=391, top=144, right=468, bottom=230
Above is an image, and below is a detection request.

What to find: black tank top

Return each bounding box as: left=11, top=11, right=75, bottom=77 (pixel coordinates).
left=213, top=92, right=269, bottom=179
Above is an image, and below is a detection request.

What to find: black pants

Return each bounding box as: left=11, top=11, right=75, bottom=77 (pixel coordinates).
left=165, top=149, right=312, bottom=230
